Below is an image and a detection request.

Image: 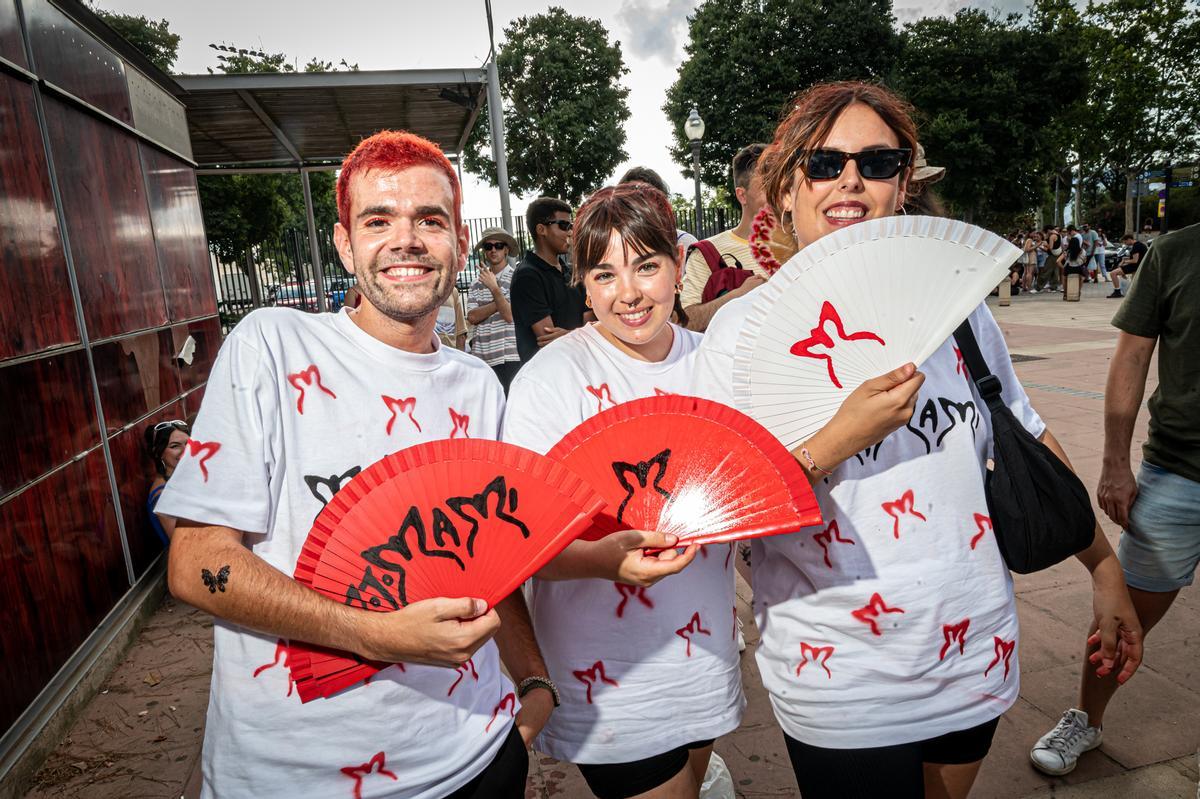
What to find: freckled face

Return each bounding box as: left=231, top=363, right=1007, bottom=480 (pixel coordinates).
left=781, top=103, right=909, bottom=248
left=584, top=230, right=679, bottom=355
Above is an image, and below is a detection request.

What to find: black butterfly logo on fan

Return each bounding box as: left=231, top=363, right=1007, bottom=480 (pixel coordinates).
left=347, top=475, right=530, bottom=610
left=612, top=449, right=672, bottom=527
left=304, top=465, right=362, bottom=521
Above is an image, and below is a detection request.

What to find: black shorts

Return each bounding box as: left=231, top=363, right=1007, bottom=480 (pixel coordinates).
left=783, top=716, right=1000, bottom=799
left=577, top=739, right=714, bottom=799
left=444, top=725, right=528, bottom=799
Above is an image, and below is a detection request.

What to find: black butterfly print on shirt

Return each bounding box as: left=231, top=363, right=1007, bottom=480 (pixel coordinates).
left=304, top=465, right=362, bottom=521
left=612, top=449, right=672, bottom=526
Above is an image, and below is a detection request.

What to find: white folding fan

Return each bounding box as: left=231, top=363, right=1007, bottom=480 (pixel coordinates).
left=732, top=215, right=1019, bottom=450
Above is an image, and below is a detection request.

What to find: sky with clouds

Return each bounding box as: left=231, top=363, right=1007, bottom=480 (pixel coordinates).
left=104, top=0, right=1031, bottom=220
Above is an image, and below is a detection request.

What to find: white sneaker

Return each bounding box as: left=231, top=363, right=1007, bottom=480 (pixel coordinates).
left=736, top=616, right=746, bottom=653
left=1029, top=288, right=1039, bottom=294
left=1030, top=709, right=1103, bottom=775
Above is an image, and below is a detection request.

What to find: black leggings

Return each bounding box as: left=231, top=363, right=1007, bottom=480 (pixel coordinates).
left=444, top=725, right=528, bottom=799
left=783, top=716, right=1000, bottom=799
left=577, top=738, right=714, bottom=799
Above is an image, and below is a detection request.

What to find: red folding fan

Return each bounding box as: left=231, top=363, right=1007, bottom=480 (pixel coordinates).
left=547, top=395, right=822, bottom=546
left=287, top=438, right=605, bottom=702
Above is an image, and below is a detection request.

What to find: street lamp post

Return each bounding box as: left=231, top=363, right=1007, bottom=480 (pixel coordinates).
left=684, top=106, right=705, bottom=238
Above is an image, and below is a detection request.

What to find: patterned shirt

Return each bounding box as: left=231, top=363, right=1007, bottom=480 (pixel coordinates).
left=467, top=265, right=519, bottom=366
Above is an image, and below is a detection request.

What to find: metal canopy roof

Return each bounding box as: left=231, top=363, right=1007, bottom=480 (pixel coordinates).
left=173, top=68, right=487, bottom=169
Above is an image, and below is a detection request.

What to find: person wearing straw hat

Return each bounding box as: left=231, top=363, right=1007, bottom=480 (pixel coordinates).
left=904, top=144, right=948, bottom=217
left=467, top=227, right=522, bottom=392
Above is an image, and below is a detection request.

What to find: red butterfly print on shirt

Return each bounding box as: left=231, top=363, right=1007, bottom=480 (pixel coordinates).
left=573, top=660, right=619, bottom=704
left=449, top=408, right=470, bottom=438
left=586, top=383, right=617, bottom=412
left=448, top=658, right=479, bottom=696
left=882, top=489, right=928, bottom=539
left=851, top=593, right=906, bottom=636
left=287, top=365, right=337, bottom=414
left=251, top=639, right=295, bottom=697
left=789, top=301, right=886, bottom=389
left=813, top=519, right=855, bottom=568
left=984, top=636, right=1016, bottom=680
left=614, top=583, right=654, bottom=618
left=485, top=692, right=516, bottom=733
left=675, top=612, right=711, bottom=657
left=382, top=395, right=421, bottom=435
left=953, top=346, right=970, bottom=380
left=970, top=513, right=992, bottom=550
left=939, top=619, right=971, bottom=660
left=185, top=440, right=220, bottom=482
left=340, top=752, right=398, bottom=799
left=795, top=642, right=835, bottom=678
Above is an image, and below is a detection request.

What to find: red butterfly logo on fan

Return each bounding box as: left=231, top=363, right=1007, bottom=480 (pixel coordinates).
left=340, top=751, right=397, bottom=799
left=382, top=395, right=421, bottom=435
left=449, top=408, right=470, bottom=438
left=612, top=449, right=672, bottom=527
left=970, top=513, right=992, bottom=550
left=939, top=619, right=970, bottom=660
left=851, top=593, right=906, bottom=636
left=795, top=642, right=834, bottom=678
left=287, top=365, right=337, bottom=415
left=813, top=519, right=855, bottom=568
left=252, top=639, right=296, bottom=697
left=573, top=660, right=619, bottom=704
left=184, top=439, right=220, bottom=482
left=586, top=383, right=617, bottom=412
left=448, top=657, right=478, bottom=696
left=789, top=301, right=886, bottom=389
left=614, top=583, right=654, bottom=618
left=984, top=636, right=1016, bottom=680
left=346, top=475, right=530, bottom=610
left=675, top=612, right=711, bottom=657
left=882, top=489, right=927, bottom=539
left=485, top=692, right=516, bottom=733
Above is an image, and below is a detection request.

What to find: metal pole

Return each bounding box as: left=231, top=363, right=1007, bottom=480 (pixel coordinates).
left=301, top=168, right=328, bottom=313
left=245, top=247, right=263, bottom=309
left=486, top=58, right=513, bottom=233
left=692, top=141, right=703, bottom=239
left=1054, top=173, right=1060, bottom=226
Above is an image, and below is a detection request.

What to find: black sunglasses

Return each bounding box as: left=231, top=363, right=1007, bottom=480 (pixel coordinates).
left=479, top=241, right=508, bottom=252
left=541, top=219, right=573, bottom=232
left=804, top=148, right=912, bottom=181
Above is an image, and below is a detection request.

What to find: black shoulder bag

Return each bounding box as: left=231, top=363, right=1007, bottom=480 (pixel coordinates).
left=953, top=318, right=1096, bottom=573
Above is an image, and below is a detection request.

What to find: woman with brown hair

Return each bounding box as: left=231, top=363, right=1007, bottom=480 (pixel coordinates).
left=691, top=81, right=1143, bottom=799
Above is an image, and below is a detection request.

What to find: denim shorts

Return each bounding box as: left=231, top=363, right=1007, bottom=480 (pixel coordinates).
left=1117, top=462, right=1200, bottom=592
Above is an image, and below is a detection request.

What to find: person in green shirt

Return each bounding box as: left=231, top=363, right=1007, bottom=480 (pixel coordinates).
left=1031, top=222, right=1200, bottom=776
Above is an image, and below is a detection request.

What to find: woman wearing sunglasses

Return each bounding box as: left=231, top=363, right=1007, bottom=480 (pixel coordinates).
left=144, top=418, right=190, bottom=545
left=691, top=81, right=1142, bottom=799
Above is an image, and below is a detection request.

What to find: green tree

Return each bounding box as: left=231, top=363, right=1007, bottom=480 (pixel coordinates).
left=89, top=4, right=180, bottom=72
left=1083, top=0, right=1200, bottom=232
left=664, top=0, right=898, bottom=189
left=463, top=7, right=630, bottom=205
left=891, top=8, right=1086, bottom=225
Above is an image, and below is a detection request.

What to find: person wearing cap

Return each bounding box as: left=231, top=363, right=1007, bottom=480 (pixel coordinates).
left=903, top=144, right=947, bottom=216
left=467, top=227, right=522, bottom=392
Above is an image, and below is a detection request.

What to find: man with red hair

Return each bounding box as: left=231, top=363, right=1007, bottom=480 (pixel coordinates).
left=158, top=130, right=554, bottom=798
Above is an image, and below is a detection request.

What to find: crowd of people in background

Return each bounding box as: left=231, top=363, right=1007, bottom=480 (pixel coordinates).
left=1002, top=220, right=1157, bottom=300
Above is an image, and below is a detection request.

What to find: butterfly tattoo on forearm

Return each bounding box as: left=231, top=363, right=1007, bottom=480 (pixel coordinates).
left=201, top=565, right=231, bottom=594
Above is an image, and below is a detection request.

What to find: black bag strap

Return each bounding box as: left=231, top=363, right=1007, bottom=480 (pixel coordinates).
left=952, top=318, right=1006, bottom=415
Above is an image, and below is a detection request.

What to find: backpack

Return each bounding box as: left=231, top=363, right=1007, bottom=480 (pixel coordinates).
left=692, top=241, right=752, bottom=303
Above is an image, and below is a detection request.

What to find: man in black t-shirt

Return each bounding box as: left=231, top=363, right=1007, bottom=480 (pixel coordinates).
left=1108, top=232, right=1148, bottom=298
left=510, top=197, right=587, bottom=362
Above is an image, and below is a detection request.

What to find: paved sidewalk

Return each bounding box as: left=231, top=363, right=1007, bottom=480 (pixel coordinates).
left=28, top=282, right=1199, bottom=798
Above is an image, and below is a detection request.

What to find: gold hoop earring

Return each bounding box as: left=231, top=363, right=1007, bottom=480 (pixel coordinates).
left=897, top=205, right=908, bottom=215
left=585, top=295, right=592, bottom=309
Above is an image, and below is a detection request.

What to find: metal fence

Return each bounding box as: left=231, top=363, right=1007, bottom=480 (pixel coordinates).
left=211, top=206, right=740, bottom=332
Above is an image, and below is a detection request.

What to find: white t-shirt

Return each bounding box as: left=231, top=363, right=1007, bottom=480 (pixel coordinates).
left=691, top=293, right=1044, bottom=749
left=501, top=323, right=745, bottom=763
left=157, top=307, right=514, bottom=799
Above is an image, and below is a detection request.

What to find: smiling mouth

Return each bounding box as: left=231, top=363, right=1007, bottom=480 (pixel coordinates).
left=380, top=264, right=434, bottom=280
left=617, top=307, right=652, bottom=326
left=824, top=206, right=867, bottom=221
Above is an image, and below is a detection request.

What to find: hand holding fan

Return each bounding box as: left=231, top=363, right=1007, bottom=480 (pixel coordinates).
left=288, top=439, right=605, bottom=701
left=733, top=215, right=1019, bottom=449
left=547, top=395, right=821, bottom=546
